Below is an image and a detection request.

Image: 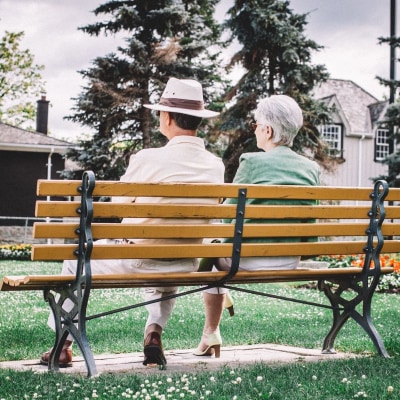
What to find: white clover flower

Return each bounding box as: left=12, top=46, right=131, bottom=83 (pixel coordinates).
left=257, top=376, right=263, bottom=381
left=312, top=375, right=317, bottom=380
left=342, top=378, right=348, bottom=383
left=167, top=377, right=173, bottom=383
left=236, top=377, right=242, bottom=383
left=361, top=375, right=366, bottom=379
left=205, top=390, right=211, bottom=395
left=388, top=386, right=394, bottom=393
left=210, top=377, right=216, bottom=382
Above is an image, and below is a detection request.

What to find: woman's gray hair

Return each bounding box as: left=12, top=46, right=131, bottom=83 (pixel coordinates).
left=254, top=95, right=303, bottom=147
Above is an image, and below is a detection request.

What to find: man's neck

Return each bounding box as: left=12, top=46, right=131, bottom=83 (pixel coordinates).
left=167, top=129, right=197, bottom=139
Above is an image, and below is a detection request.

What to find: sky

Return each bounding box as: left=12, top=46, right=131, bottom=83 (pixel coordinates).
left=0, top=0, right=396, bottom=141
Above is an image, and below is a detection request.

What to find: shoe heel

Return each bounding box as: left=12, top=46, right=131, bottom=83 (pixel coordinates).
left=213, top=344, right=221, bottom=358
left=224, top=293, right=234, bottom=316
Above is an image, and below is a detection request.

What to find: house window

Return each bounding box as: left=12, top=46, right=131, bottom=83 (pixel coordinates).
left=320, top=124, right=343, bottom=157
left=375, top=128, right=389, bottom=161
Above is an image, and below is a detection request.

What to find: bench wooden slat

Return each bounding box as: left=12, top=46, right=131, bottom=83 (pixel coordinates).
left=1, top=267, right=394, bottom=292
left=31, top=240, right=382, bottom=261
left=37, top=179, right=398, bottom=201
left=33, top=217, right=400, bottom=240
left=34, top=221, right=384, bottom=239
left=35, top=201, right=376, bottom=220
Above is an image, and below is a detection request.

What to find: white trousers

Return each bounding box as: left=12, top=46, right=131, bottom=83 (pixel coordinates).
left=204, top=256, right=300, bottom=294
left=47, top=239, right=198, bottom=340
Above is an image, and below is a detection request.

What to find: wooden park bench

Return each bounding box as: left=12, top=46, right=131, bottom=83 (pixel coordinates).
left=1, top=170, right=399, bottom=377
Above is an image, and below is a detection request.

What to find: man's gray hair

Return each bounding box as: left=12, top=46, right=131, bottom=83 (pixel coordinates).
left=254, top=95, right=303, bottom=147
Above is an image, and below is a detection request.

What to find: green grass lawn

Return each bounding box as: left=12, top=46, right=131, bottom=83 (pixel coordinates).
left=1, top=260, right=400, bottom=399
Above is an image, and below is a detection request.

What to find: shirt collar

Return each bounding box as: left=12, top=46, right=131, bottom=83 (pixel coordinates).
left=167, top=135, right=205, bottom=148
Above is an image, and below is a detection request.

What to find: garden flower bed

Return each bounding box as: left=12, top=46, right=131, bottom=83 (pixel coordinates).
left=0, top=244, right=32, bottom=261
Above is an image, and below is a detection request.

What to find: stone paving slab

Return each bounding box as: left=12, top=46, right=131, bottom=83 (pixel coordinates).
left=0, top=344, right=357, bottom=376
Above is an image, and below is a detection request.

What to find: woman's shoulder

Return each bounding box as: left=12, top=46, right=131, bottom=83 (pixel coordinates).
left=239, top=151, right=266, bottom=161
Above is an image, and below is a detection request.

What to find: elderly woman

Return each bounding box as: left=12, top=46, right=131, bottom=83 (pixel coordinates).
left=194, top=94, right=321, bottom=357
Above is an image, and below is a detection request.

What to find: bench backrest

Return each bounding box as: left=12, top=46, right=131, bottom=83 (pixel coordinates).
left=32, top=171, right=400, bottom=266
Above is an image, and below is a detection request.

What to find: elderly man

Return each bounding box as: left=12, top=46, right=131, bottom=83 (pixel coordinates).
left=40, top=77, right=225, bottom=368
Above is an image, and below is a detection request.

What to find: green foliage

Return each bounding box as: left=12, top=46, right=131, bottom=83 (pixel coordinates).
left=314, top=254, right=400, bottom=293
left=374, top=29, right=400, bottom=187
left=374, top=101, right=400, bottom=186
left=63, top=0, right=225, bottom=180
left=216, top=0, right=333, bottom=181
left=0, top=30, right=45, bottom=127
left=1, top=359, right=400, bottom=400
left=62, top=0, right=337, bottom=181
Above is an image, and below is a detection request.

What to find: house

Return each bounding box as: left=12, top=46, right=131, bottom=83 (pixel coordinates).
left=312, top=79, right=388, bottom=187
left=0, top=97, right=72, bottom=227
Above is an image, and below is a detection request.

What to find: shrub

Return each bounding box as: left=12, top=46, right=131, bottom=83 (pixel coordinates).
left=314, top=254, right=400, bottom=293
left=0, top=244, right=32, bottom=261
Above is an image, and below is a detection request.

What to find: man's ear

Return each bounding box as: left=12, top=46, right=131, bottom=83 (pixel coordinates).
left=165, top=112, right=172, bottom=126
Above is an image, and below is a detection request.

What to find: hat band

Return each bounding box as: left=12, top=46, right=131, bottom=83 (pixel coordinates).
left=159, top=97, right=204, bottom=110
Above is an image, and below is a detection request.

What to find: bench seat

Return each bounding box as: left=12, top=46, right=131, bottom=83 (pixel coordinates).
left=1, top=267, right=395, bottom=291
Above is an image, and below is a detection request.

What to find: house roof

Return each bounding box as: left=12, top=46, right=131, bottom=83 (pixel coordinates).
left=368, top=101, right=388, bottom=126
left=0, top=122, right=72, bottom=154
left=312, top=79, right=381, bottom=135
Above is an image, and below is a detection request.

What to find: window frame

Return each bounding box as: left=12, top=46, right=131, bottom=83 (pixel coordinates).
left=319, top=123, right=344, bottom=159
left=374, top=127, right=390, bottom=162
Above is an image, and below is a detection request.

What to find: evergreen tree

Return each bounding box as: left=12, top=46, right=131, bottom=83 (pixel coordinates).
left=63, top=0, right=224, bottom=180
left=216, top=0, right=332, bottom=182
left=375, top=103, right=400, bottom=187
left=374, top=33, right=400, bottom=187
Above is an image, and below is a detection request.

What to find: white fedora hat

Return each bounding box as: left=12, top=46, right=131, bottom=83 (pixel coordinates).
left=144, top=77, right=220, bottom=118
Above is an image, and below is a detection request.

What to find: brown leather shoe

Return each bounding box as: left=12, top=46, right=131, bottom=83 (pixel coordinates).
left=143, top=332, right=167, bottom=368
left=40, top=346, right=73, bottom=368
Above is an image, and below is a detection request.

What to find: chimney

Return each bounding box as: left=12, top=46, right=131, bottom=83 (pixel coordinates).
left=36, top=95, right=49, bottom=134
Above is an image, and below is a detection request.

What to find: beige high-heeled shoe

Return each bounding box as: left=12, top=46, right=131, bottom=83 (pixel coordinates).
left=224, top=292, right=234, bottom=316
left=193, top=331, right=222, bottom=358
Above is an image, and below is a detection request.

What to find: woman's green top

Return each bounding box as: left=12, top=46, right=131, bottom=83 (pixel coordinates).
left=224, top=146, right=321, bottom=243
